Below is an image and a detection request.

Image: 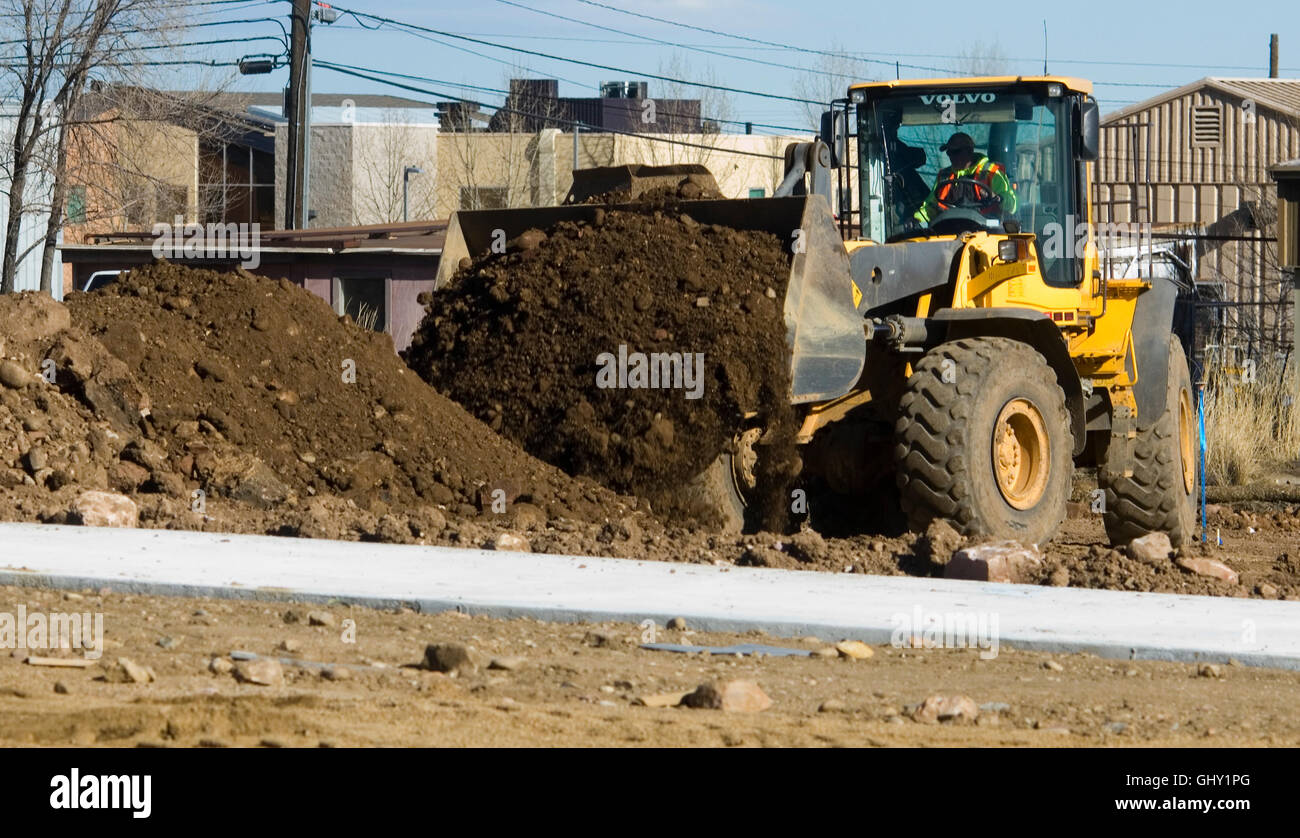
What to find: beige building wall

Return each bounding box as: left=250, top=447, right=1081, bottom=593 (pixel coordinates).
left=434, top=130, right=808, bottom=218
left=351, top=122, right=437, bottom=224
left=275, top=120, right=438, bottom=228
left=66, top=115, right=199, bottom=239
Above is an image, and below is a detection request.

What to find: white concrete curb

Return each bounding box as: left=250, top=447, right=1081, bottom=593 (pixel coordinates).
left=1, top=522, right=1296, bottom=669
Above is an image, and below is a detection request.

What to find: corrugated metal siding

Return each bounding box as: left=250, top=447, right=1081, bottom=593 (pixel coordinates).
left=1095, top=82, right=1300, bottom=353
left=0, top=111, right=63, bottom=299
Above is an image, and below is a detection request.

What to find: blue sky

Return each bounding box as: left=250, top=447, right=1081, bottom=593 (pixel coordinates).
left=184, top=0, right=1296, bottom=131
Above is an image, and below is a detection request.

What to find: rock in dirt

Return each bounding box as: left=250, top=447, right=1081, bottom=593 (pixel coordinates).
left=818, top=699, right=847, bottom=712
left=945, top=541, right=1043, bottom=583
left=71, top=491, right=138, bottom=528
left=834, top=640, right=875, bottom=660
left=919, top=519, right=964, bottom=565
left=209, top=657, right=234, bottom=675
left=307, top=610, right=336, bottom=627
left=234, top=658, right=283, bottom=686
left=492, top=532, right=531, bottom=552
left=0, top=360, right=31, bottom=389
left=680, top=679, right=772, bottom=712
left=1176, top=557, right=1239, bottom=585
left=912, top=694, right=980, bottom=724
left=108, top=657, right=154, bottom=684
left=666, top=617, right=688, bottom=630
left=488, top=656, right=526, bottom=671
left=1127, top=532, right=1173, bottom=565
left=423, top=642, right=486, bottom=675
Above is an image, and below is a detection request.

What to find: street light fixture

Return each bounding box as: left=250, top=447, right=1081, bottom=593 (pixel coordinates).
left=403, top=166, right=423, bottom=222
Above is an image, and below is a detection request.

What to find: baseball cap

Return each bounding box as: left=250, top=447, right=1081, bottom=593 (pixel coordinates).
left=940, top=132, right=975, bottom=152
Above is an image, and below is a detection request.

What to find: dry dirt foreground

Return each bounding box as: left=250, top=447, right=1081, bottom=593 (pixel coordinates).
left=2, top=583, right=1298, bottom=748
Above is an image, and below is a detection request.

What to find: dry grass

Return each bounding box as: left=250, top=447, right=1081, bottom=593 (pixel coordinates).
left=1203, top=356, right=1300, bottom=485
left=353, top=301, right=382, bottom=332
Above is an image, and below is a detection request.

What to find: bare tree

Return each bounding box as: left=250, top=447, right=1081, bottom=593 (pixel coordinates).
left=353, top=108, right=437, bottom=223
left=441, top=69, right=569, bottom=212
left=951, top=40, right=1011, bottom=76
left=0, top=0, right=170, bottom=293
left=636, top=51, right=737, bottom=169
left=792, top=42, right=863, bottom=130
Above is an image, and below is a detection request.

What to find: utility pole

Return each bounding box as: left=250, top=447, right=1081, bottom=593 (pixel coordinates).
left=285, top=0, right=311, bottom=229
left=1270, top=33, right=1279, bottom=78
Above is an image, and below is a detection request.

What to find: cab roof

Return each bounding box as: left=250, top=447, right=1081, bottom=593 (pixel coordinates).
left=849, top=76, right=1093, bottom=96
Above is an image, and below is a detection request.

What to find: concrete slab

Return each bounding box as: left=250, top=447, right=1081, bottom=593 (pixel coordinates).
left=1, top=522, right=1296, bottom=669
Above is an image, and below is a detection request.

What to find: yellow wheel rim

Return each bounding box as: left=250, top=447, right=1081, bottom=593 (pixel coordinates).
left=992, top=398, right=1051, bottom=510
left=1178, top=387, right=1195, bottom=495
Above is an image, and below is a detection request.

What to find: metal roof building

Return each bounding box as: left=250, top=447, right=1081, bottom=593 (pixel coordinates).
left=1095, top=77, right=1300, bottom=356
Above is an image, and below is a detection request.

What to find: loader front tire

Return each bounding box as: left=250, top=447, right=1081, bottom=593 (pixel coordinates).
left=683, top=430, right=758, bottom=534
left=1099, top=335, right=1197, bottom=548
left=894, top=337, right=1073, bottom=546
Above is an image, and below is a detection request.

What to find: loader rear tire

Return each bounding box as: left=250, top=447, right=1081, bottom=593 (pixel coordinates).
left=894, top=337, right=1073, bottom=546
left=1099, top=335, right=1196, bottom=548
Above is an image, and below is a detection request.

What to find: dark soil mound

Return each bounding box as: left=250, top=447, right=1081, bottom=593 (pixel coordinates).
left=404, top=206, right=797, bottom=525
left=62, top=262, right=633, bottom=525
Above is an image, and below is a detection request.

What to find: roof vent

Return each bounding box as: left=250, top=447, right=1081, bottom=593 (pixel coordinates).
left=1191, top=105, right=1222, bottom=147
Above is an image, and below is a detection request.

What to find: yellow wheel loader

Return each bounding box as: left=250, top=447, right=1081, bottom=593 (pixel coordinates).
left=435, top=76, right=1197, bottom=548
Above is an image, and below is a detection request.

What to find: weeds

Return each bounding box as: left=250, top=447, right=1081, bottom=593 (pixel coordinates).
left=1203, top=354, right=1300, bottom=485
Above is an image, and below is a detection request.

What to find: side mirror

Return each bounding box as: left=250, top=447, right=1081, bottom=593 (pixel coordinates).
left=819, top=109, right=846, bottom=168
left=1078, top=99, right=1100, bottom=162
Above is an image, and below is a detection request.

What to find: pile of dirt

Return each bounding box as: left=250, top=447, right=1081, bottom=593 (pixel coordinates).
left=0, top=265, right=648, bottom=543
left=404, top=206, right=798, bottom=527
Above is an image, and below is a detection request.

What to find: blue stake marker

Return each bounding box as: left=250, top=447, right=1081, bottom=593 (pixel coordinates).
left=1198, top=385, right=1207, bottom=542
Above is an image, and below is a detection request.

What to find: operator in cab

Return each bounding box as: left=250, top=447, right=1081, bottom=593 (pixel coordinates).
left=913, top=131, right=1016, bottom=225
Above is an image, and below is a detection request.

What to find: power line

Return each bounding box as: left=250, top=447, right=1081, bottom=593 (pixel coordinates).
left=315, top=60, right=811, bottom=135
left=570, top=0, right=957, bottom=77
left=321, top=3, right=828, bottom=105
left=313, top=61, right=788, bottom=160
left=491, top=0, right=861, bottom=81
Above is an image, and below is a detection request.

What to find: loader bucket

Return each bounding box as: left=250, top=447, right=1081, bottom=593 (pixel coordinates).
left=435, top=194, right=864, bottom=403
left=565, top=163, right=719, bottom=204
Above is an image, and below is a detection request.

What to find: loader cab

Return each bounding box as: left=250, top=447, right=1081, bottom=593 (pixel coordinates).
left=850, top=77, right=1099, bottom=289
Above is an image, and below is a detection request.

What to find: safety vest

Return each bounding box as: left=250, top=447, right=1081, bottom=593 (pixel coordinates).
left=934, top=156, right=1006, bottom=216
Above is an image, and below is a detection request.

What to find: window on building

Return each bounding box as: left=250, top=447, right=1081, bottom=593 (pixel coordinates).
left=334, top=276, right=388, bottom=332
left=199, top=142, right=275, bottom=225
left=66, top=186, right=87, bottom=224
left=459, top=186, right=509, bottom=210
left=748, top=188, right=766, bottom=198
left=1191, top=105, right=1223, bottom=147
